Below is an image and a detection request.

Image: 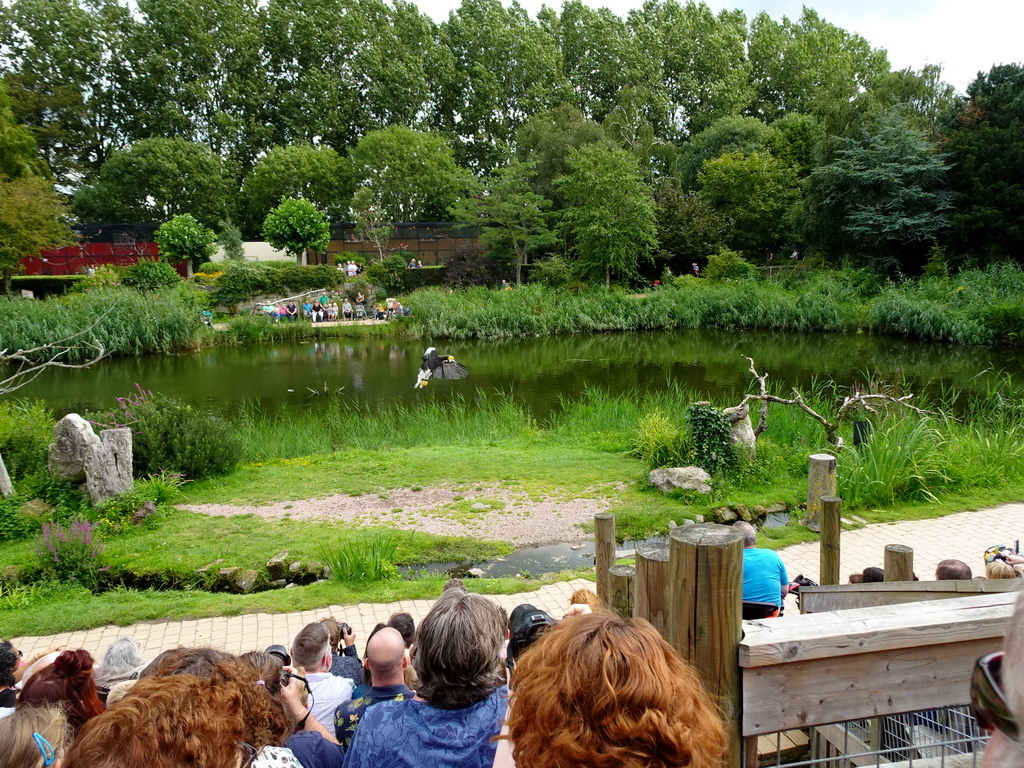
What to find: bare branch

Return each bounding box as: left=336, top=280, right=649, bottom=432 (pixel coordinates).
left=0, top=309, right=110, bottom=396
left=742, top=355, right=770, bottom=436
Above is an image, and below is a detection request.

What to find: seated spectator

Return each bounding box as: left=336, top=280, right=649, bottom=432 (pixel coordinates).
left=849, top=567, right=885, bottom=584
left=242, top=651, right=345, bottom=768
left=987, top=560, right=1019, bottom=580
left=417, top=260, right=424, bottom=268
left=64, top=675, right=256, bottom=768
left=311, top=299, right=325, bottom=323
left=321, top=618, right=362, bottom=686
left=733, top=521, right=788, bottom=614
left=373, top=304, right=386, bottom=320
left=342, top=590, right=508, bottom=768
left=17, top=650, right=103, bottom=735
left=499, top=613, right=726, bottom=768
left=936, top=559, right=973, bottom=580
left=93, top=636, right=147, bottom=700
left=409, top=258, right=417, bottom=268
left=0, top=640, right=18, bottom=714
left=355, top=292, right=365, bottom=306
left=386, top=612, right=418, bottom=690
left=303, top=301, right=313, bottom=319
left=977, top=589, right=1024, bottom=767
left=346, top=261, right=359, bottom=278
left=278, top=304, right=288, bottom=322
left=342, top=299, right=353, bottom=320
left=569, top=588, right=606, bottom=611
left=334, top=627, right=413, bottom=749
left=286, top=302, right=298, bottom=322
left=327, top=301, right=338, bottom=321
left=0, top=705, right=71, bottom=768
left=292, top=623, right=354, bottom=729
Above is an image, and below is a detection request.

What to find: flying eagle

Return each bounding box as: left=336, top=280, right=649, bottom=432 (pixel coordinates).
left=415, top=347, right=469, bottom=388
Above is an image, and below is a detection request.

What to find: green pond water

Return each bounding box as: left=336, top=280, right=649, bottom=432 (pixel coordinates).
left=8, top=329, right=1022, bottom=418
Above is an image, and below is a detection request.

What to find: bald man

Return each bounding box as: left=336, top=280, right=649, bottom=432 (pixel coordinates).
left=980, top=589, right=1024, bottom=767
left=333, top=627, right=413, bottom=749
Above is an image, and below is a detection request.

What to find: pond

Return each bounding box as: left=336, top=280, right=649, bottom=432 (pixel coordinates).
left=9, top=328, right=1023, bottom=418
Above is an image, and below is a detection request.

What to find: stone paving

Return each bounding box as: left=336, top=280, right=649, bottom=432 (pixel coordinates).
left=10, top=504, right=1023, bottom=661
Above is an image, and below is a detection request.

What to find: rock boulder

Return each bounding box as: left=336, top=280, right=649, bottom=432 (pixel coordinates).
left=648, top=467, right=712, bottom=495
left=722, top=402, right=756, bottom=459
left=48, top=414, right=102, bottom=483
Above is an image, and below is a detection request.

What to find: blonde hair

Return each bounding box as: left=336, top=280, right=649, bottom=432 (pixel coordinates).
left=987, top=560, right=1018, bottom=580
left=569, top=588, right=605, bottom=610
left=0, top=706, right=71, bottom=768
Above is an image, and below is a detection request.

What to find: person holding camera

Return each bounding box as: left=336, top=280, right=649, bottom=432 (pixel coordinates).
left=291, top=623, right=354, bottom=731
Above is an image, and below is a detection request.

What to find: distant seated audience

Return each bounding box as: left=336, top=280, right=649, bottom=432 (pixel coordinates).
left=849, top=567, right=885, bottom=584
left=0, top=705, right=71, bottom=768
left=936, top=559, right=973, bottom=580
left=498, top=612, right=726, bottom=768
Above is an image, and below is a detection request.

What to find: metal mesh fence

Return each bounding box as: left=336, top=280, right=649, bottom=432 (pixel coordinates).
left=749, top=705, right=988, bottom=768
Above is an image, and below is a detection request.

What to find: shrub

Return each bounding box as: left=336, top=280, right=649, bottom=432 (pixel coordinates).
left=442, top=244, right=511, bottom=288
left=0, top=400, right=54, bottom=480
left=631, top=412, right=688, bottom=468
left=213, top=261, right=282, bottom=306
left=122, top=259, right=182, bottom=291
left=705, top=248, right=759, bottom=281
left=35, top=517, right=106, bottom=591
left=129, top=395, right=241, bottom=480
left=686, top=403, right=733, bottom=475
left=363, top=254, right=408, bottom=292
left=528, top=256, right=574, bottom=288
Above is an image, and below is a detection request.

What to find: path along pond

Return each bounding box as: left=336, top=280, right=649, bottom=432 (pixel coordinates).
left=13, top=327, right=1024, bottom=419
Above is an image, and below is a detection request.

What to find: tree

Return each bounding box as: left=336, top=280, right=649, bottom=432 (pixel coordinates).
left=676, top=115, right=778, bottom=188
left=803, top=111, right=951, bottom=272
left=556, top=144, right=657, bottom=289
left=73, top=138, right=232, bottom=228
left=350, top=186, right=394, bottom=262
left=0, top=82, right=48, bottom=179
left=217, top=222, right=245, bottom=261
left=654, top=179, right=729, bottom=271
left=347, top=126, right=476, bottom=222
left=449, top=160, right=555, bottom=285
left=0, top=175, right=74, bottom=293
left=154, top=214, right=217, bottom=270
left=945, top=64, right=1024, bottom=263
left=237, top=143, right=350, bottom=238
left=698, top=150, right=800, bottom=254
left=262, top=197, right=330, bottom=262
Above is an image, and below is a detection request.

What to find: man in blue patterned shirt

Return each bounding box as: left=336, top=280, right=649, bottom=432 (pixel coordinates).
left=341, top=590, right=508, bottom=768
left=334, top=627, right=413, bottom=748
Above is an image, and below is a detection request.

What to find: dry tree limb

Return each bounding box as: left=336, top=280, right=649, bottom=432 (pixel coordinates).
left=0, top=311, right=110, bottom=396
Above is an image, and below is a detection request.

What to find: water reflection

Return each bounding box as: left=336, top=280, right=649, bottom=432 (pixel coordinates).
left=6, top=328, right=1020, bottom=419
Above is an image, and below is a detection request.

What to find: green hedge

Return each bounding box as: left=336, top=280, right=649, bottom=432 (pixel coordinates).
left=10, top=275, right=86, bottom=297
left=403, top=266, right=446, bottom=291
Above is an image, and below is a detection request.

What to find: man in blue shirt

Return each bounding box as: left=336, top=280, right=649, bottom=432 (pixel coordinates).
left=734, top=521, right=789, bottom=615
left=334, top=627, right=413, bottom=749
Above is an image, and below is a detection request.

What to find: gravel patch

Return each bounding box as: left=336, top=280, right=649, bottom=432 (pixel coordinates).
left=179, top=484, right=621, bottom=547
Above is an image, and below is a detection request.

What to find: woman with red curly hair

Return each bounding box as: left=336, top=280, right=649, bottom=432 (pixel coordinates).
left=62, top=675, right=250, bottom=768
left=17, top=649, right=104, bottom=735
left=501, top=613, right=726, bottom=768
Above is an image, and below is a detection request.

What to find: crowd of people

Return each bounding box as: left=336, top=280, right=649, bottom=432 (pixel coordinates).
left=0, top=581, right=728, bottom=768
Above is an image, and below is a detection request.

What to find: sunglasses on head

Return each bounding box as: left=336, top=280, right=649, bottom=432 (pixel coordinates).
left=971, top=652, right=1019, bottom=741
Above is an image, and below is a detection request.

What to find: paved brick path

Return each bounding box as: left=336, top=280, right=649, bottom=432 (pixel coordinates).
left=11, top=504, right=1023, bottom=661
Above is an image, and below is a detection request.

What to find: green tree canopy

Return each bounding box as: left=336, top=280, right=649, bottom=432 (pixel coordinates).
left=347, top=126, right=476, bottom=222
left=449, top=160, right=555, bottom=285
left=654, top=178, right=729, bottom=272
left=154, top=214, right=217, bottom=268
left=0, top=175, right=74, bottom=293
left=0, top=81, right=48, bottom=179
left=237, top=144, right=351, bottom=238
left=73, top=137, right=232, bottom=228
left=557, top=144, right=657, bottom=289
left=262, top=197, right=330, bottom=261
left=698, top=150, right=800, bottom=254
left=803, top=111, right=951, bottom=272
left=945, top=64, right=1024, bottom=263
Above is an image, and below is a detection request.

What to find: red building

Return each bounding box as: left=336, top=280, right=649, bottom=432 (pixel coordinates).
left=21, top=224, right=187, bottom=277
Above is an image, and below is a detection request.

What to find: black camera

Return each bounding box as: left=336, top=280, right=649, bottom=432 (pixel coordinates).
left=506, top=604, right=556, bottom=671
left=339, top=622, right=351, bottom=635
left=266, top=644, right=291, bottom=667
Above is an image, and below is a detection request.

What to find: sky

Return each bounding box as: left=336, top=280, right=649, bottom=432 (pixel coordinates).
left=415, top=0, right=1023, bottom=94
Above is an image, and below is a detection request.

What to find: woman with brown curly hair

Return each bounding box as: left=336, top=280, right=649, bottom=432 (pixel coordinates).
left=17, top=650, right=104, bottom=735
left=501, top=613, right=726, bottom=768
left=62, top=675, right=249, bottom=768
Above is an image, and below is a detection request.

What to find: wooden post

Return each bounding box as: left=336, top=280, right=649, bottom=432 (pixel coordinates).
left=668, top=524, right=744, bottom=768
left=805, top=453, right=837, bottom=532
left=634, top=542, right=671, bottom=634
left=608, top=564, right=634, bottom=620
left=884, top=544, right=914, bottom=582
left=819, top=496, right=842, bottom=586
left=594, top=513, right=615, bottom=604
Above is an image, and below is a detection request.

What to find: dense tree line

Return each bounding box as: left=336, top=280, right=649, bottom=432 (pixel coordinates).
left=1, top=0, right=1022, bottom=280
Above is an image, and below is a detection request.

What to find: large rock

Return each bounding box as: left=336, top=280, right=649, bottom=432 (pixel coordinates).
left=0, top=453, right=12, bottom=498
left=48, top=414, right=102, bottom=482
left=722, top=402, right=756, bottom=459
left=84, top=428, right=133, bottom=505
left=48, top=416, right=133, bottom=505
left=648, top=467, right=712, bottom=495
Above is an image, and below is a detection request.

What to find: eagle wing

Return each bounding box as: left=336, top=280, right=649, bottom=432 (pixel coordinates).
left=432, top=357, right=469, bottom=380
